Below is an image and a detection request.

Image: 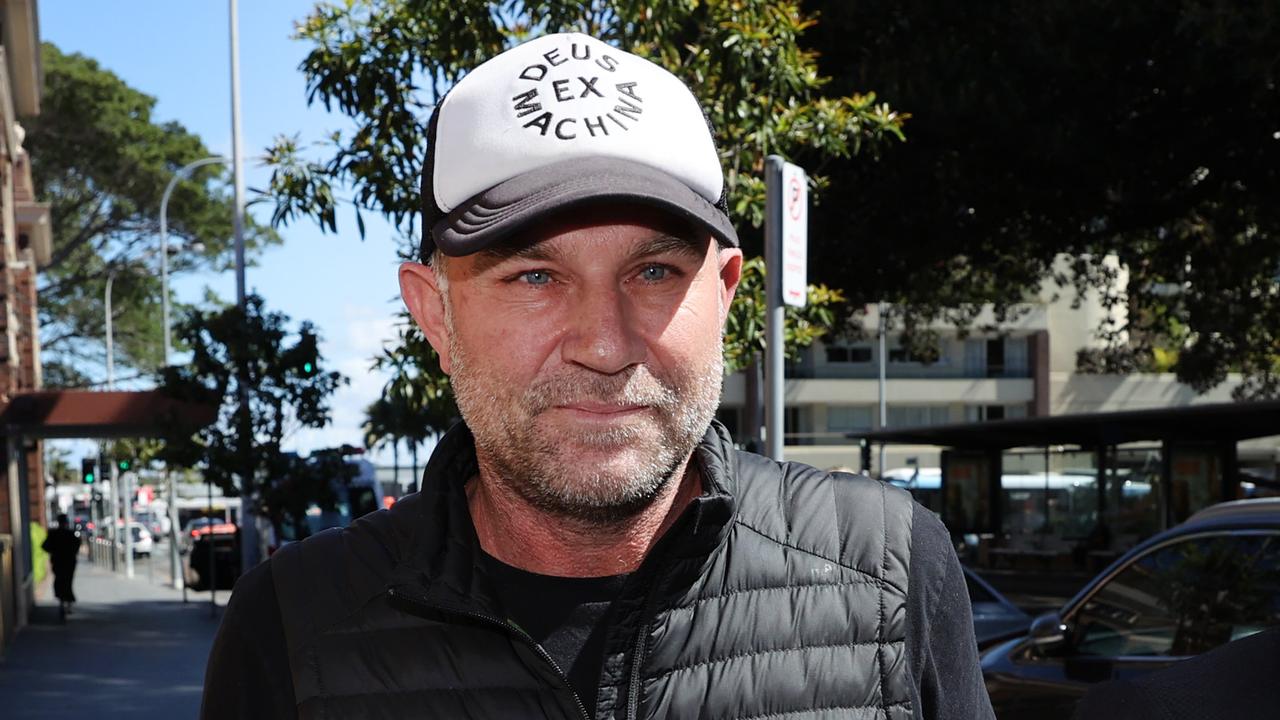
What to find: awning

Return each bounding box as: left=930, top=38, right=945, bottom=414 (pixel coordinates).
left=856, top=400, right=1280, bottom=450
left=0, top=390, right=218, bottom=439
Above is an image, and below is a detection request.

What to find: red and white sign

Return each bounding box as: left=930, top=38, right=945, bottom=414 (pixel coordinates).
left=780, top=162, right=808, bottom=308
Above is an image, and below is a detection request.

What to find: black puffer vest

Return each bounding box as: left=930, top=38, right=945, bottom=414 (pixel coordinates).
left=270, top=421, right=916, bottom=719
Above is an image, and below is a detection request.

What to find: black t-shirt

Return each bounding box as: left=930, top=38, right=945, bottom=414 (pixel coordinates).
left=479, top=552, right=629, bottom=718
left=200, top=503, right=993, bottom=720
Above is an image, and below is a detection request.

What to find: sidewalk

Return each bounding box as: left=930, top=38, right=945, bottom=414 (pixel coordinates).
left=0, top=556, right=228, bottom=719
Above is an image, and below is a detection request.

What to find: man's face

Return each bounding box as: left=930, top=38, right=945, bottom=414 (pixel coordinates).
left=401, top=206, right=742, bottom=522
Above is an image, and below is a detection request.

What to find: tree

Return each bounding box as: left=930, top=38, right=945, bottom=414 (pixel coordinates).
left=363, top=310, right=460, bottom=478
left=157, top=295, right=347, bottom=555
left=268, top=0, right=902, bottom=440
left=802, top=0, right=1280, bottom=398
left=724, top=258, right=848, bottom=373
left=27, top=43, right=279, bottom=386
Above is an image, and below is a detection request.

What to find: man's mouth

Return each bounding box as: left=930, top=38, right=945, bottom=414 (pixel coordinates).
left=555, top=402, right=648, bottom=417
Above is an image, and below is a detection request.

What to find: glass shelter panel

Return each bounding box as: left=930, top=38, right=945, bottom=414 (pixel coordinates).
left=1169, top=447, right=1222, bottom=525
left=1107, top=446, right=1163, bottom=547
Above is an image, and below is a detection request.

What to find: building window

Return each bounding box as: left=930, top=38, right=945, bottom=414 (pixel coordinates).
left=825, top=344, right=873, bottom=364
left=828, top=406, right=874, bottom=434
left=986, top=338, right=1005, bottom=377
left=966, top=404, right=1028, bottom=422
left=887, top=405, right=950, bottom=428
left=889, top=340, right=941, bottom=364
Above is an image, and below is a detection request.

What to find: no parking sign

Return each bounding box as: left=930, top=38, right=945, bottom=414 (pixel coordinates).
left=779, top=162, right=808, bottom=308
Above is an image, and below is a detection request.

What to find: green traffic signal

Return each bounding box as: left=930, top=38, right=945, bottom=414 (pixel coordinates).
left=117, top=459, right=131, bottom=471
left=81, top=458, right=96, bottom=484
left=303, top=361, right=314, bottom=374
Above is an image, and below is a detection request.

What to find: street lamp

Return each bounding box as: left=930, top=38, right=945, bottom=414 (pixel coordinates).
left=160, top=156, right=225, bottom=362
left=103, top=266, right=135, bottom=578
left=159, top=155, right=224, bottom=592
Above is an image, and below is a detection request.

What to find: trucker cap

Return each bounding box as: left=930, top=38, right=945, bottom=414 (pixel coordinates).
left=420, top=32, right=738, bottom=258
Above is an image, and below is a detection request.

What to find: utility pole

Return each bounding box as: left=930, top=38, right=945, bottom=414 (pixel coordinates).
left=763, top=155, right=808, bottom=461
left=229, top=0, right=259, bottom=574
left=878, top=301, right=888, bottom=477
left=104, top=273, right=120, bottom=572
left=160, top=155, right=225, bottom=590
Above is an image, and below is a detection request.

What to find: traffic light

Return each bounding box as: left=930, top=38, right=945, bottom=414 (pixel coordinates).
left=117, top=457, right=131, bottom=472
left=295, top=332, right=319, bottom=376
left=81, top=458, right=96, bottom=485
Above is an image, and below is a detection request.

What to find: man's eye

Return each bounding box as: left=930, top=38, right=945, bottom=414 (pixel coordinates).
left=639, top=265, right=669, bottom=282
left=520, top=270, right=552, bottom=285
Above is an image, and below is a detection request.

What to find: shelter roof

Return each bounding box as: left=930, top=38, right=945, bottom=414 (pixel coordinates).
left=0, top=390, right=217, bottom=439
left=856, top=400, right=1280, bottom=450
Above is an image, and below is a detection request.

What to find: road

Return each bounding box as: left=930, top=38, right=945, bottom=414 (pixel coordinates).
left=0, top=542, right=228, bottom=719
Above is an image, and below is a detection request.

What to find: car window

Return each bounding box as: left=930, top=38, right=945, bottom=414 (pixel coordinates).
left=1072, top=532, right=1280, bottom=658
left=965, top=571, right=998, bottom=604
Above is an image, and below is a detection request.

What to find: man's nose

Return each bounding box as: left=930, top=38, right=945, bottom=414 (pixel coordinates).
left=561, top=285, right=646, bottom=374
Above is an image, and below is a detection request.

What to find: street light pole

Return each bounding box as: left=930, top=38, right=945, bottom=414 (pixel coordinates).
left=104, top=270, right=134, bottom=577
left=229, top=0, right=260, bottom=575
left=160, top=156, right=226, bottom=362
left=160, top=155, right=225, bottom=590
left=878, top=301, right=888, bottom=477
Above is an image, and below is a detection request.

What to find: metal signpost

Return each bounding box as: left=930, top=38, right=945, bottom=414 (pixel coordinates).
left=764, top=156, right=808, bottom=461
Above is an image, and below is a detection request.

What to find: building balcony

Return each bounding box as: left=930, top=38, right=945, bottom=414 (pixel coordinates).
left=722, top=375, right=1036, bottom=407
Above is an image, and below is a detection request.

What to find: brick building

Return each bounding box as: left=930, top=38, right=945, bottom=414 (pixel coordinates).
left=0, top=0, right=47, bottom=653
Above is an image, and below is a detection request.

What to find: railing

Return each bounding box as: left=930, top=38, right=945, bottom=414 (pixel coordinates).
left=89, top=536, right=116, bottom=567
left=784, top=365, right=1034, bottom=380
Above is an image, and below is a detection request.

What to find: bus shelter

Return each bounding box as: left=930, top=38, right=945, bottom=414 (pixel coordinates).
left=857, top=400, right=1280, bottom=574
left=0, top=390, right=214, bottom=652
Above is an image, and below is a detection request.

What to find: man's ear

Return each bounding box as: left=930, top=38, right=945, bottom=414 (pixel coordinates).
left=398, top=261, right=453, bottom=375
left=717, top=247, right=744, bottom=324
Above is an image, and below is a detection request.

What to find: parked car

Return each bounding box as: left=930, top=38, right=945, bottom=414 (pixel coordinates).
left=180, top=517, right=237, bottom=551
left=129, top=522, right=154, bottom=557
left=981, top=498, right=1280, bottom=719
left=134, top=510, right=170, bottom=540
left=964, top=567, right=1033, bottom=650
left=71, top=514, right=94, bottom=539
left=185, top=532, right=239, bottom=591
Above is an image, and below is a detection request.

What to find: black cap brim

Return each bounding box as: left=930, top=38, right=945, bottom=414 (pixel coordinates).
left=430, top=157, right=738, bottom=256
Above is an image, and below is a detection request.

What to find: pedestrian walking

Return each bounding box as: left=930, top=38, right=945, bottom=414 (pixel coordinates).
left=42, top=513, right=82, bottom=621
left=202, top=31, right=994, bottom=720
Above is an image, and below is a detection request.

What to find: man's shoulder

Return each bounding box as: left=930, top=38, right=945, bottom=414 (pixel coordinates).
left=265, top=492, right=428, bottom=643
left=728, top=450, right=917, bottom=575
left=730, top=449, right=915, bottom=522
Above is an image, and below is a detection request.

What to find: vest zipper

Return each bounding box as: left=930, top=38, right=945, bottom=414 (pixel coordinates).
left=624, top=535, right=686, bottom=720
left=386, top=587, right=592, bottom=720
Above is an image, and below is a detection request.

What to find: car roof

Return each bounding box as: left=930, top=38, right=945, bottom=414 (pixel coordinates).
left=1185, top=497, right=1280, bottom=525
left=1059, top=498, right=1280, bottom=616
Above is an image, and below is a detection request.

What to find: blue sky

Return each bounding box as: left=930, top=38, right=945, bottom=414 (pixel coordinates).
left=43, top=1, right=413, bottom=460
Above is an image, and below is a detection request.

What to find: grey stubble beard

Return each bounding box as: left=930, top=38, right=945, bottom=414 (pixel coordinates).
left=443, top=292, right=723, bottom=525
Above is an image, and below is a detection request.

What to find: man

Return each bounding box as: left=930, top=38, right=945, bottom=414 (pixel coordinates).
left=42, top=513, right=82, bottom=621
left=202, top=32, right=993, bottom=720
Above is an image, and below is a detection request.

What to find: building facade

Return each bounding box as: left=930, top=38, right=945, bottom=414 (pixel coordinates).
left=0, top=0, right=47, bottom=654
left=719, top=255, right=1275, bottom=478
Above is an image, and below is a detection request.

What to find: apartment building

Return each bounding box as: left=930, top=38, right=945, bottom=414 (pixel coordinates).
left=719, top=256, right=1272, bottom=475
